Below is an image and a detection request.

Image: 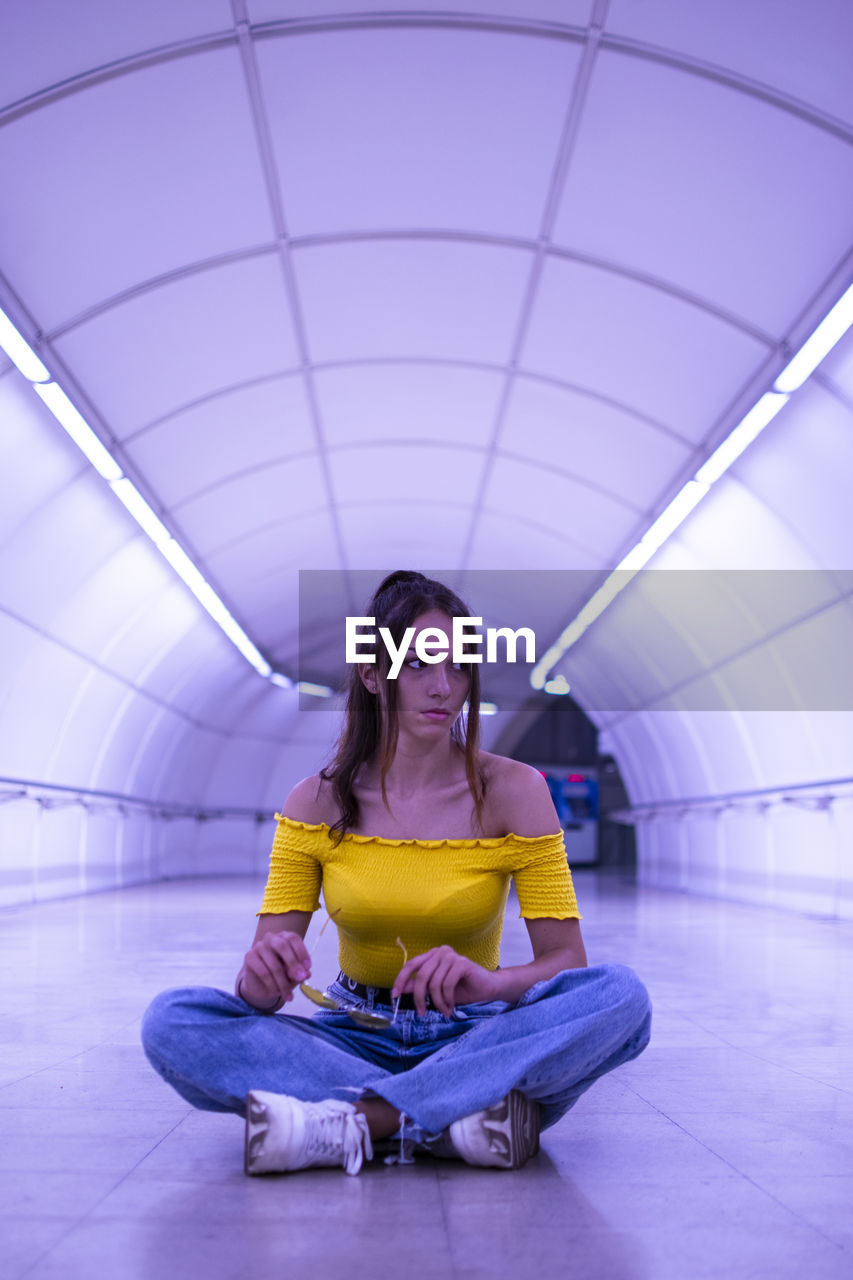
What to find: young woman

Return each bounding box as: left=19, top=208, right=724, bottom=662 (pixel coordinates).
left=142, top=570, right=651, bottom=1175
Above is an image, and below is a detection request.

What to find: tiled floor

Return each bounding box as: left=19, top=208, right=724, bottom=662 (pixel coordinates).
left=1, top=871, right=851, bottom=1279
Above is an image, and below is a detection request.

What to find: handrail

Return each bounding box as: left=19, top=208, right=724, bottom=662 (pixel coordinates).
left=0, top=774, right=276, bottom=822
left=607, top=774, right=853, bottom=822
left=4, top=772, right=851, bottom=825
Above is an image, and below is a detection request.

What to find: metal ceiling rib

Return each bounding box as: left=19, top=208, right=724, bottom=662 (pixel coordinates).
left=602, top=31, right=853, bottom=147
left=457, top=0, right=609, bottom=577
left=209, top=496, right=602, bottom=581
left=169, top=436, right=646, bottom=526
left=44, top=244, right=278, bottom=340
left=43, top=234, right=777, bottom=347
left=123, top=357, right=690, bottom=458
left=2, top=12, right=852, bottom=147
left=0, top=31, right=236, bottom=126
left=228, top=0, right=351, bottom=600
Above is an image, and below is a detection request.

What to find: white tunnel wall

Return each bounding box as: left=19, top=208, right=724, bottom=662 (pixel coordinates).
left=0, top=365, right=323, bottom=906
left=575, top=354, right=853, bottom=921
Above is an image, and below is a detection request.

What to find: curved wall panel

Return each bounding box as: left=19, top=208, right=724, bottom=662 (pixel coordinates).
left=0, top=365, right=307, bottom=906
left=577, top=368, right=853, bottom=919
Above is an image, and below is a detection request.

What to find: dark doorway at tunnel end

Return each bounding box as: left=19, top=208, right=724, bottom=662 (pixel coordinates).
left=498, top=696, right=636, bottom=873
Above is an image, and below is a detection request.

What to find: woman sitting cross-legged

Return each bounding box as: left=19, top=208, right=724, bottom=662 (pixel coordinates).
left=141, top=570, right=652, bottom=1175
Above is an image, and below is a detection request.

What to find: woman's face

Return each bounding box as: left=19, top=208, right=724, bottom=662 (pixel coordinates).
left=389, top=608, right=471, bottom=739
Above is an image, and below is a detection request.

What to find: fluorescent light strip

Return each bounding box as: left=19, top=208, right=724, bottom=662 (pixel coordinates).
left=543, top=676, right=570, bottom=697
left=27, top=375, right=277, bottom=680
left=159, top=540, right=271, bottom=677
left=629, top=479, right=709, bottom=560
left=298, top=681, right=334, bottom=698
left=34, top=382, right=123, bottom=481
left=774, top=281, right=853, bottom=394
left=110, top=477, right=172, bottom=547
left=0, top=306, right=50, bottom=382
left=530, top=280, right=853, bottom=691
left=695, top=393, right=789, bottom=485
left=531, top=478, right=731, bottom=687
left=479, top=701, right=499, bottom=716
left=530, top=566, right=643, bottom=690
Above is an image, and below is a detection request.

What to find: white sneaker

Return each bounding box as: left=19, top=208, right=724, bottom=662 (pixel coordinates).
left=244, top=1091, right=374, bottom=1176
left=428, top=1090, right=540, bottom=1170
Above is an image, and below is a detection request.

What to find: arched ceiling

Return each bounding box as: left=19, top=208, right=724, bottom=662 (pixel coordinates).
left=1, top=0, right=853, bottom=700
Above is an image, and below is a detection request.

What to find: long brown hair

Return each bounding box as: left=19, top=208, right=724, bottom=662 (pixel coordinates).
left=320, top=570, right=487, bottom=841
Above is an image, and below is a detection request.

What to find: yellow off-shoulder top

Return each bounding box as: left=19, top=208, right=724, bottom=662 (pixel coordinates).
left=258, top=815, right=581, bottom=987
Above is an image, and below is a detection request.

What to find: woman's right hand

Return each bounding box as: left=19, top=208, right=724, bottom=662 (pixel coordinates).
left=238, top=929, right=312, bottom=1010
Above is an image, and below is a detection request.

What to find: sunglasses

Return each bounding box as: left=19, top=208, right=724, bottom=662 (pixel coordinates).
left=299, top=913, right=407, bottom=1031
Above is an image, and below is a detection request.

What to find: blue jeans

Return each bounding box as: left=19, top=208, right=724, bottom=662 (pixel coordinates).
left=141, top=964, right=651, bottom=1140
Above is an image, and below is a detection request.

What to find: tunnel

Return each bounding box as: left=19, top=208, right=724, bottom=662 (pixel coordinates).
left=0, top=3, right=851, bottom=1278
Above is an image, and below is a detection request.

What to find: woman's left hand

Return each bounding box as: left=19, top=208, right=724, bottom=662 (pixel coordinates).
left=392, top=945, right=504, bottom=1015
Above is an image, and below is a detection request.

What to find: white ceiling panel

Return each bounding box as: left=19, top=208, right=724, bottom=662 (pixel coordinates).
left=327, top=441, right=482, bottom=506
left=0, top=474, right=131, bottom=629
left=207, top=511, right=341, bottom=656
left=0, top=374, right=83, bottom=544
left=314, top=363, right=504, bottom=447
left=125, top=376, right=315, bottom=508
left=138, top=617, right=245, bottom=708
left=500, top=376, right=690, bottom=509
left=483, top=454, right=634, bottom=561
left=49, top=540, right=179, bottom=666
left=0, top=47, right=274, bottom=328
left=248, top=1, right=594, bottom=21
left=552, top=50, right=853, bottom=334
left=606, top=0, right=853, bottom=128
left=294, top=240, right=532, bottom=364
left=467, top=509, right=590, bottom=570
left=255, top=600, right=303, bottom=662
left=522, top=257, right=771, bottom=436
left=53, top=256, right=299, bottom=437
left=336, top=501, right=470, bottom=569
left=174, top=454, right=328, bottom=557
left=206, top=510, right=340, bottom=584
left=0, top=0, right=234, bottom=110
left=731, top=382, right=853, bottom=567
left=225, top=570, right=301, bottom=648
left=257, top=26, right=581, bottom=239
left=820, top=327, right=853, bottom=404
left=659, top=481, right=821, bottom=572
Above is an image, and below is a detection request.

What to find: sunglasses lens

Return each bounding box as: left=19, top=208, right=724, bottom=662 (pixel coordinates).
left=347, top=1008, right=391, bottom=1029
left=299, top=982, right=339, bottom=1010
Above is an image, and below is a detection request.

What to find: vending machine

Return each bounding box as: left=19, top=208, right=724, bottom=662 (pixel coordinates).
left=535, top=765, right=599, bottom=865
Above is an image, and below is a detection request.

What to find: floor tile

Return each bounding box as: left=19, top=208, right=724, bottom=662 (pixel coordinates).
left=0, top=1215, right=80, bottom=1279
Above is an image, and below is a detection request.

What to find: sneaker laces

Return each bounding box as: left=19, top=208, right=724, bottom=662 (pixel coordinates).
left=383, top=1112, right=416, bottom=1166
left=304, top=1101, right=374, bottom=1176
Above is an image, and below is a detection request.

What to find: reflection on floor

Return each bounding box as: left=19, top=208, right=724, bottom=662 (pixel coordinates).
left=0, top=871, right=851, bottom=1279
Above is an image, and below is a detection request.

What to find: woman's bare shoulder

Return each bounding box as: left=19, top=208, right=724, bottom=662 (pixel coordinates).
left=479, top=752, right=561, bottom=838
left=280, top=775, right=340, bottom=827
left=478, top=751, right=542, bottom=791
